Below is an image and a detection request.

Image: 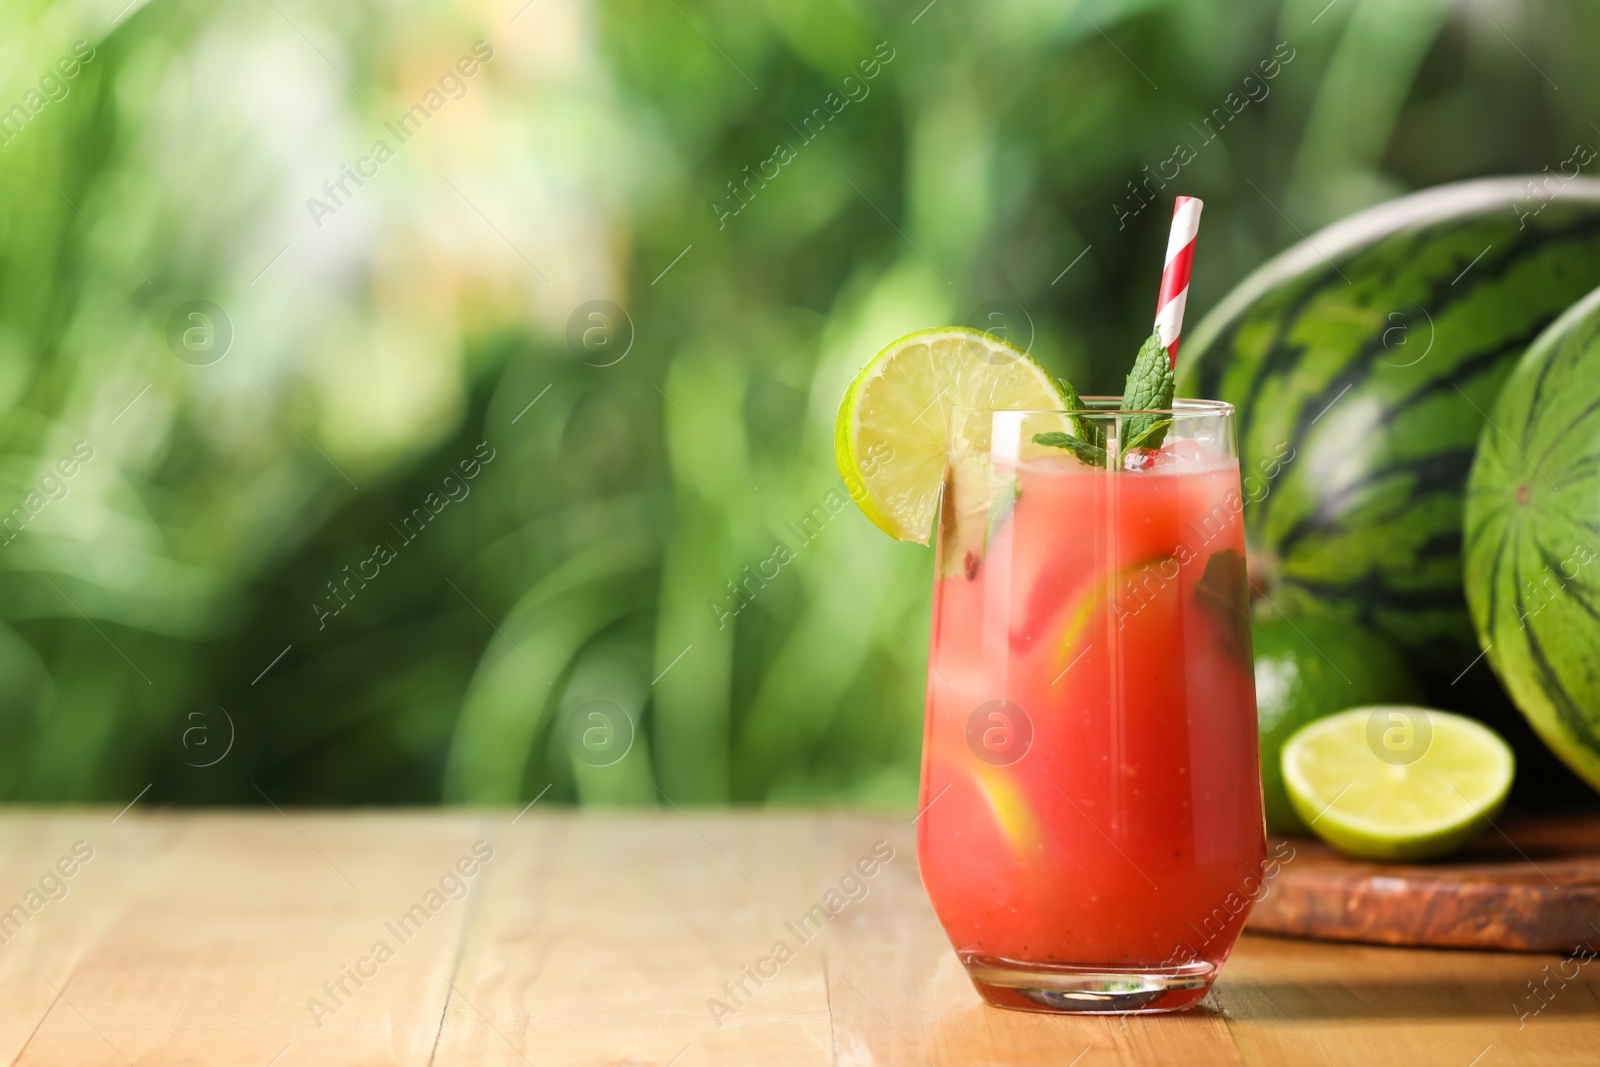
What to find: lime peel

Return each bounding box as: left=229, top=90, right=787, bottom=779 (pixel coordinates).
left=835, top=327, right=1066, bottom=544
left=1281, top=706, right=1514, bottom=862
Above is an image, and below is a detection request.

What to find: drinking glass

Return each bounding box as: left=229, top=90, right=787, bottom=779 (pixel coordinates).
left=918, top=399, right=1265, bottom=1013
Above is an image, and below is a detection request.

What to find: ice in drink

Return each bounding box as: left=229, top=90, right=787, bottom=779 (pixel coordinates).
left=918, top=408, right=1266, bottom=1012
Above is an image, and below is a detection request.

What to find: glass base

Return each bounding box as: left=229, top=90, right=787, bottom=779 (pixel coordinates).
left=963, top=955, right=1217, bottom=1014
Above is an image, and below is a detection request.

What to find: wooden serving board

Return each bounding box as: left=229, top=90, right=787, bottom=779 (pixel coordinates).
left=1246, top=816, right=1600, bottom=952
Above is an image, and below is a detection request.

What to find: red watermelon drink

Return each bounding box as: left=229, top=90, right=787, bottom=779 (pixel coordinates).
left=918, top=400, right=1264, bottom=1013
left=836, top=197, right=1263, bottom=1012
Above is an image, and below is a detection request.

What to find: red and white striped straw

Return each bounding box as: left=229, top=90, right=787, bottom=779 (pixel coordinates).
left=1154, top=196, right=1203, bottom=366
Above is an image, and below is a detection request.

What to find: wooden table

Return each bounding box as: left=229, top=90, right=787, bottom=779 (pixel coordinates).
left=1, top=810, right=1596, bottom=1066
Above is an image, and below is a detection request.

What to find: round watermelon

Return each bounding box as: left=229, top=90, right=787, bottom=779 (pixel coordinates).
left=1464, top=284, right=1600, bottom=793
left=1179, top=177, right=1600, bottom=683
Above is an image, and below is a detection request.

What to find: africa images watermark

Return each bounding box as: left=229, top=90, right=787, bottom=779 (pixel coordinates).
left=0, top=440, right=97, bottom=546
left=1113, top=40, right=1296, bottom=230
left=0, top=841, right=96, bottom=947
left=707, top=840, right=896, bottom=1027
left=1159, top=838, right=1296, bottom=970
left=1511, top=140, right=1598, bottom=230
left=180, top=706, right=237, bottom=768
left=306, top=840, right=495, bottom=1028
left=1108, top=440, right=1296, bottom=631
left=1240, top=440, right=1295, bottom=510
left=712, top=41, right=897, bottom=229
left=1515, top=541, right=1596, bottom=631
left=1514, top=940, right=1597, bottom=1028
left=0, top=41, right=97, bottom=147
left=708, top=440, right=893, bottom=630
left=305, top=40, right=496, bottom=230
left=313, top=440, right=497, bottom=629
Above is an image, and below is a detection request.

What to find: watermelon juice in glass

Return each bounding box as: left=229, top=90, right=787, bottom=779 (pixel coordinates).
left=917, top=398, right=1265, bottom=1013
left=836, top=198, right=1262, bottom=1012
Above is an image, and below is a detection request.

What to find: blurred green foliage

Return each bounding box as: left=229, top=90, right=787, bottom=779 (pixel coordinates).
left=1, top=0, right=1597, bottom=806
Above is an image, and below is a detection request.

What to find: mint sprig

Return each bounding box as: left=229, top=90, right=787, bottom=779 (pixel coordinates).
left=1034, top=330, right=1174, bottom=469
left=1056, top=377, right=1106, bottom=451
left=1032, top=430, right=1107, bottom=467
left=1033, top=377, right=1108, bottom=467
left=1120, top=328, right=1174, bottom=460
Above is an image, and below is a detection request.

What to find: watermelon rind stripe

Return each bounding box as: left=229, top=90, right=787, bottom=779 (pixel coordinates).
left=1534, top=541, right=1600, bottom=627
left=1274, top=447, right=1476, bottom=555
left=1482, top=524, right=1508, bottom=642
left=1546, top=395, right=1600, bottom=456
left=1238, top=213, right=1600, bottom=493
left=1466, top=280, right=1600, bottom=792
left=1512, top=576, right=1600, bottom=763
left=1184, top=177, right=1600, bottom=362
left=1182, top=177, right=1600, bottom=695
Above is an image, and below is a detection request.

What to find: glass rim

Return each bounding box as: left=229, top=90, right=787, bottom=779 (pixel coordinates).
left=956, top=397, right=1235, bottom=418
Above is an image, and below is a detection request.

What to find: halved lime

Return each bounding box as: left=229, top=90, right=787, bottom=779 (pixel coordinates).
left=1281, top=706, right=1514, bottom=861
left=1253, top=618, right=1423, bottom=835
left=835, top=327, right=1065, bottom=543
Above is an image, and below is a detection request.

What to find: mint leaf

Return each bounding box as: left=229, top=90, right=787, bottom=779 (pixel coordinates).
left=1120, top=329, right=1175, bottom=460
left=1193, top=548, right=1252, bottom=672
left=1032, top=431, right=1107, bottom=468
left=1124, top=417, right=1173, bottom=453
left=1057, top=377, right=1106, bottom=451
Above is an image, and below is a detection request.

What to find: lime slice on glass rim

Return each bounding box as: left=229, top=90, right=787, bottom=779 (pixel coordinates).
left=834, top=327, right=1066, bottom=543
left=1281, top=706, right=1515, bottom=862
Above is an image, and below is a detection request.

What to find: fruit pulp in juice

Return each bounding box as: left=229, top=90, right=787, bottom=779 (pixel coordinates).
left=919, top=447, right=1265, bottom=980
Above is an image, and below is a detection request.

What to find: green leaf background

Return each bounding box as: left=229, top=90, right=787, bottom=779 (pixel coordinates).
left=0, top=0, right=1593, bottom=805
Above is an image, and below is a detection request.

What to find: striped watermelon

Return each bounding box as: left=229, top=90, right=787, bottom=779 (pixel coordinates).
left=1464, top=284, right=1600, bottom=793
left=1178, top=178, right=1600, bottom=682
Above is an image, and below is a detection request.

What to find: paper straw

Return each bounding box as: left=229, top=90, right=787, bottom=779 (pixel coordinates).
left=1154, top=196, right=1203, bottom=366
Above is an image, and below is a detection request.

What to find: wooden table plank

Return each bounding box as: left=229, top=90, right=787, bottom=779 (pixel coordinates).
left=0, top=813, right=179, bottom=1065
left=0, top=810, right=1594, bottom=1066
left=439, top=812, right=839, bottom=1066
left=1216, top=936, right=1600, bottom=1067
left=4, top=812, right=498, bottom=1067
